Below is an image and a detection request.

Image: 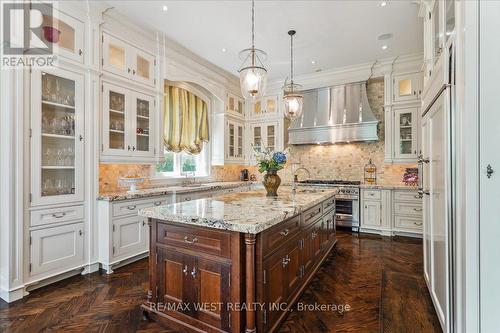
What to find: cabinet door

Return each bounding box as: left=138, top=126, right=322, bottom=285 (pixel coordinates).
left=131, top=48, right=155, bottom=86
left=237, top=124, right=244, bottom=158
left=192, top=257, right=231, bottom=331
left=262, top=95, right=279, bottom=114
left=102, top=83, right=129, bottom=156
left=31, top=67, right=85, bottom=206
left=30, top=222, right=84, bottom=277
left=252, top=125, right=263, bottom=152
left=156, top=248, right=194, bottom=316
left=112, top=216, right=147, bottom=258
left=102, top=33, right=129, bottom=78
left=227, top=121, right=235, bottom=158
left=41, top=8, right=85, bottom=63
left=131, top=92, right=155, bottom=157
left=363, top=200, right=382, bottom=227
left=394, top=107, right=418, bottom=160
left=265, top=123, right=277, bottom=151
left=263, top=246, right=287, bottom=329
left=393, top=73, right=422, bottom=103
left=284, top=239, right=302, bottom=299
left=252, top=100, right=262, bottom=116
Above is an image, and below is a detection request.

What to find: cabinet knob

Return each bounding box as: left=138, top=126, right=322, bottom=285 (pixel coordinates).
left=128, top=68, right=131, bottom=73
left=191, top=267, right=197, bottom=278
left=128, top=145, right=131, bottom=151
left=79, top=135, right=84, bottom=141
left=78, top=49, right=83, bottom=56
left=279, top=229, right=289, bottom=237
left=132, top=146, right=136, bottom=151
left=183, top=265, right=188, bottom=276
left=132, top=69, right=136, bottom=75
left=79, top=230, right=83, bottom=236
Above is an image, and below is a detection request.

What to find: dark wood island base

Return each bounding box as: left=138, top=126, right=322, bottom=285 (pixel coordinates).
left=141, top=195, right=337, bottom=333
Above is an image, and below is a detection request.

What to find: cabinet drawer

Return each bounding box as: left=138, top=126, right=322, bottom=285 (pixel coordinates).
left=113, top=198, right=168, bottom=217
left=261, top=215, right=301, bottom=256
left=363, top=190, right=381, bottom=200
left=394, top=202, right=423, bottom=216
left=302, top=203, right=323, bottom=228
left=322, top=196, right=335, bottom=213
left=30, top=205, right=84, bottom=227
left=393, top=190, right=420, bottom=202
left=156, top=222, right=231, bottom=258
left=394, top=215, right=423, bottom=230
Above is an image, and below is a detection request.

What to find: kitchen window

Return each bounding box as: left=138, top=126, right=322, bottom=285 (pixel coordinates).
left=156, top=146, right=209, bottom=178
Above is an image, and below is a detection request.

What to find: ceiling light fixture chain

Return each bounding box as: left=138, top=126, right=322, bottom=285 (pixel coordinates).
left=283, top=29, right=303, bottom=121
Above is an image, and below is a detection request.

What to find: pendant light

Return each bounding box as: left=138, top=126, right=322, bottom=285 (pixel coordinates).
left=283, top=30, right=303, bottom=120
left=238, top=0, right=268, bottom=101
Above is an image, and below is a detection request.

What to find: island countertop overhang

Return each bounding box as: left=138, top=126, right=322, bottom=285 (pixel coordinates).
left=138, top=186, right=337, bottom=234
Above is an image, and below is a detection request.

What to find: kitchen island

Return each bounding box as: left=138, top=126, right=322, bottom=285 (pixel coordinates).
left=139, top=186, right=337, bottom=333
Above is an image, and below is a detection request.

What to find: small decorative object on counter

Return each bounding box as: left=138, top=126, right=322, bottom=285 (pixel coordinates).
left=240, top=168, right=249, bottom=181
left=254, top=145, right=290, bottom=196
left=249, top=173, right=257, bottom=181
left=364, top=159, right=377, bottom=184
left=119, top=174, right=145, bottom=193
left=402, top=168, right=419, bottom=186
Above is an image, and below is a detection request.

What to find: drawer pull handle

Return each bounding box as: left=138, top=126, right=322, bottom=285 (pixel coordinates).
left=280, top=229, right=289, bottom=237
left=311, top=231, right=318, bottom=239
left=182, top=265, right=188, bottom=276
left=52, top=212, right=66, bottom=218
left=191, top=267, right=197, bottom=278
left=184, top=236, right=198, bottom=244
left=185, top=197, right=191, bottom=201
left=127, top=205, right=136, bottom=210
left=142, top=220, right=146, bottom=226
left=413, top=208, right=423, bottom=212
left=282, top=256, right=291, bottom=268
left=369, top=193, right=375, bottom=196
left=79, top=230, right=83, bottom=236
left=414, top=221, right=423, bottom=226
left=154, top=201, right=162, bottom=206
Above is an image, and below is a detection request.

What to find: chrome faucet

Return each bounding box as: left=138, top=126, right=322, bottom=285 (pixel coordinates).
left=292, top=167, right=311, bottom=193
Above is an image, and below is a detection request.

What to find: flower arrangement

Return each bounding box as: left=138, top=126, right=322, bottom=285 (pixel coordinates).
left=253, top=146, right=291, bottom=174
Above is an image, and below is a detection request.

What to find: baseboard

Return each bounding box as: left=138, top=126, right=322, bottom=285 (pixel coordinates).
left=0, top=285, right=28, bottom=303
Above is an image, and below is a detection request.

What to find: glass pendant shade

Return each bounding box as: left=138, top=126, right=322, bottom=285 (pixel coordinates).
left=283, top=91, right=304, bottom=120
left=239, top=49, right=268, bottom=101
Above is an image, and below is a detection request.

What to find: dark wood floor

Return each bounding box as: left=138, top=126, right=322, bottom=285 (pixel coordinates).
left=0, top=231, right=441, bottom=333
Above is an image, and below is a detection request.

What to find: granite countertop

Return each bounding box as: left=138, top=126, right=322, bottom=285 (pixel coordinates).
left=97, top=181, right=253, bottom=201
left=360, top=184, right=419, bottom=190
left=138, top=186, right=336, bottom=234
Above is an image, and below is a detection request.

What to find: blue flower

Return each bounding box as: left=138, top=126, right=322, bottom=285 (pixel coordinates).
left=273, top=151, right=287, bottom=164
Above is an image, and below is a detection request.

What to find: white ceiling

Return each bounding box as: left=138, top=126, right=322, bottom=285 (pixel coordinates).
left=104, top=0, right=423, bottom=81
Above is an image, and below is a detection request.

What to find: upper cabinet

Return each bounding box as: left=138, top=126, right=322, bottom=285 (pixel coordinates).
left=393, top=106, right=419, bottom=160
left=393, top=72, right=423, bottom=104
left=225, top=118, right=245, bottom=163
left=249, top=95, right=279, bottom=119
left=101, top=82, right=156, bottom=161
left=40, top=8, right=85, bottom=64
left=102, top=32, right=156, bottom=87
left=226, top=93, right=245, bottom=117
left=30, top=67, right=85, bottom=206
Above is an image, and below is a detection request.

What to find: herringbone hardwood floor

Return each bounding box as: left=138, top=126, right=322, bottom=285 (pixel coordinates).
left=0, top=231, right=441, bottom=333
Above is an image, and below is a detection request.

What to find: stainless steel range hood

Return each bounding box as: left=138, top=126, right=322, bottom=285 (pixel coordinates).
left=288, top=82, right=379, bottom=144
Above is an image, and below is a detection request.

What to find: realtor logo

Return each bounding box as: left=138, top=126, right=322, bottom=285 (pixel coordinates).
left=2, top=2, right=56, bottom=67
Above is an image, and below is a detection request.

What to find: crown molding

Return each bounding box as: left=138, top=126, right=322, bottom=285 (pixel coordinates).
left=266, top=52, right=423, bottom=94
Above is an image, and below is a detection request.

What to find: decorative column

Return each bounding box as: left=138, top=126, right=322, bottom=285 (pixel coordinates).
left=244, top=233, right=257, bottom=333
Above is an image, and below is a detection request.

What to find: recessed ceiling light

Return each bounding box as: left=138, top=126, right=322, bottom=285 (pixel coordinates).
left=380, top=1, right=387, bottom=7
left=311, top=60, right=316, bottom=64
left=381, top=45, right=388, bottom=50
left=222, top=48, right=227, bottom=52
left=162, top=5, right=168, bottom=12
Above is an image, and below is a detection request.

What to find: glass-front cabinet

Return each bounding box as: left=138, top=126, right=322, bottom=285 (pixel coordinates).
left=393, top=107, right=418, bottom=160
left=40, top=8, right=85, bottom=63
left=227, top=93, right=244, bottom=117
left=31, top=67, right=85, bottom=206
left=226, top=119, right=245, bottom=161
left=250, top=95, right=279, bottom=118
left=102, top=32, right=156, bottom=87
left=393, top=72, right=422, bottom=104
left=102, top=83, right=155, bottom=159
left=250, top=121, right=278, bottom=154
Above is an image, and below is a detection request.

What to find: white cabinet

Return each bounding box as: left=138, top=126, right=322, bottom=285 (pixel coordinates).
left=249, top=95, right=279, bottom=119
left=393, top=106, right=419, bottom=160
left=360, top=189, right=391, bottom=235
left=393, top=72, right=423, bottom=104
left=29, top=222, right=85, bottom=278
left=226, top=93, right=245, bottom=117
left=226, top=118, right=245, bottom=162
left=30, top=67, right=85, bottom=206
left=363, top=201, right=382, bottom=227
left=102, top=32, right=156, bottom=87
left=101, top=82, right=155, bottom=161
left=40, top=6, right=85, bottom=64
left=250, top=121, right=279, bottom=153
left=112, top=216, right=147, bottom=258
left=392, top=190, right=422, bottom=234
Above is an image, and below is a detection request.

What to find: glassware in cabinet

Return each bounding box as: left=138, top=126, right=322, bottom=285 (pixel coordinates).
left=31, top=68, right=84, bottom=206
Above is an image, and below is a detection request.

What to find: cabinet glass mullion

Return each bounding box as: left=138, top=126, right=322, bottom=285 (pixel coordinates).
left=135, top=97, right=150, bottom=152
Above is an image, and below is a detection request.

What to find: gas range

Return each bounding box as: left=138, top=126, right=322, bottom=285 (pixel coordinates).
left=297, top=179, right=360, bottom=231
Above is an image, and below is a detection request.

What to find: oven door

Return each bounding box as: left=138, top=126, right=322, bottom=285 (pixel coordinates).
left=335, top=197, right=360, bottom=228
